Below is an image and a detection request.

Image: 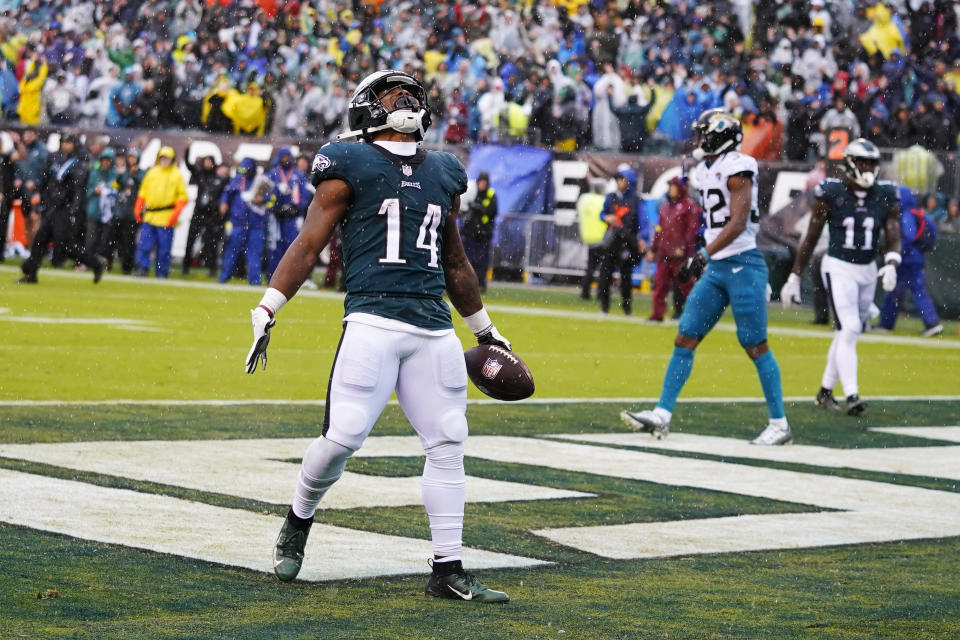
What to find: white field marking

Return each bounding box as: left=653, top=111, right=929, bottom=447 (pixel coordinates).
left=0, top=437, right=593, bottom=509
left=0, top=315, right=156, bottom=326
left=551, top=431, right=960, bottom=481
left=0, top=309, right=164, bottom=333
left=455, top=436, right=960, bottom=559
left=0, top=469, right=547, bottom=581
left=2, top=265, right=954, bottom=350
left=0, top=264, right=346, bottom=301
left=2, top=396, right=960, bottom=407
left=482, top=303, right=960, bottom=350
left=870, top=426, right=960, bottom=443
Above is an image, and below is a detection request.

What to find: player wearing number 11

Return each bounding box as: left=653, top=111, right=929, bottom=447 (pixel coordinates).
left=780, top=138, right=901, bottom=416
left=244, top=70, right=511, bottom=602
left=621, top=109, right=792, bottom=446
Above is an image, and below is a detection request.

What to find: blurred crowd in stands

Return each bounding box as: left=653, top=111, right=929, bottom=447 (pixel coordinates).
left=0, top=129, right=336, bottom=285
left=1, top=0, right=960, bottom=289
left=0, top=0, right=957, bottom=158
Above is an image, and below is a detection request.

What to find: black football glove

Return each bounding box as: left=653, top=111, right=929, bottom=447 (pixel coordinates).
left=476, top=325, right=512, bottom=351
left=678, top=248, right=709, bottom=283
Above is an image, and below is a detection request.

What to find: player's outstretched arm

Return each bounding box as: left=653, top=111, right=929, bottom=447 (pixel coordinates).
left=245, top=179, right=350, bottom=374
left=442, top=197, right=511, bottom=350
left=781, top=198, right=829, bottom=308
left=269, top=179, right=351, bottom=299
left=878, top=201, right=903, bottom=292
left=790, top=199, right=829, bottom=277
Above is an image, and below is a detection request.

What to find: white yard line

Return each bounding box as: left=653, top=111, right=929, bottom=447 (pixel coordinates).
left=1, top=395, right=959, bottom=407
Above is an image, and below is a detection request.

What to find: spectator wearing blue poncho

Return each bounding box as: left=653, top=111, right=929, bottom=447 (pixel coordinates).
left=266, top=147, right=310, bottom=280
left=105, top=67, right=141, bottom=129
left=219, top=158, right=273, bottom=286
left=878, top=186, right=942, bottom=337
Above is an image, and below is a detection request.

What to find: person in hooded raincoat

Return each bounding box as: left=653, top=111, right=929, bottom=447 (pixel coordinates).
left=266, top=147, right=311, bottom=279
left=133, top=146, right=188, bottom=278
left=219, top=157, right=273, bottom=285
left=597, top=165, right=646, bottom=315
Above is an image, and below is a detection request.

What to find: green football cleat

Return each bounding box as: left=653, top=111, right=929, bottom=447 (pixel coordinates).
left=425, top=564, right=509, bottom=603
left=273, top=513, right=311, bottom=582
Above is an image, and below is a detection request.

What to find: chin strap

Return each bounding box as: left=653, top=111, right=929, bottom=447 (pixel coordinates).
left=337, top=109, right=427, bottom=141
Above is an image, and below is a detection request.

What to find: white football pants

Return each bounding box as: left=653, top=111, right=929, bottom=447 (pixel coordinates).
left=292, top=321, right=469, bottom=561
left=820, top=256, right=877, bottom=397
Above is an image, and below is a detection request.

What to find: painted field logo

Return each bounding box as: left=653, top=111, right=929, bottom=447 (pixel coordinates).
left=482, top=358, right=503, bottom=380
left=1, top=427, right=959, bottom=581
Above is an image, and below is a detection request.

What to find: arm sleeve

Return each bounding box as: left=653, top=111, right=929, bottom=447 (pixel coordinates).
left=309, top=143, right=357, bottom=198
left=441, top=152, right=468, bottom=197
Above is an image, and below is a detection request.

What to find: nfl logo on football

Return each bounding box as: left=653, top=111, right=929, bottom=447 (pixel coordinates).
left=481, top=358, right=503, bottom=380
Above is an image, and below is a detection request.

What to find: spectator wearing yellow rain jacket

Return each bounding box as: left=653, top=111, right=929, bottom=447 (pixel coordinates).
left=222, top=83, right=266, bottom=136
left=17, top=54, right=48, bottom=126
left=859, top=4, right=906, bottom=59
left=133, top=146, right=187, bottom=277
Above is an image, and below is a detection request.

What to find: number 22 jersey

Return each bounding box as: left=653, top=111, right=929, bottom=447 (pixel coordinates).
left=693, top=151, right=760, bottom=261
left=311, top=141, right=468, bottom=331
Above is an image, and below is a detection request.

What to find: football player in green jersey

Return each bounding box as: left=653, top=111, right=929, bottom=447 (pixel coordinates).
left=781, top=139, right=902, bottom=415
left=244, top=71, right=511, bottom=602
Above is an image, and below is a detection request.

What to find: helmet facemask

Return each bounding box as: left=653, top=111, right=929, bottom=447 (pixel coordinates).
left=845, top=156, right=878, bottom=189
left=692, top=110, right=742, bottom=160
left=381, top=88, right=429, bottom=137
left=340, top=71, right=432, bottom=142
left=842, top=139, right=882, bottom=189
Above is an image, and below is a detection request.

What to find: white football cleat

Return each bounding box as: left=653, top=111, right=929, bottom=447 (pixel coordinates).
left=922, top=324, right=944, bottom=337
left=620, top=410, right=670, bottom=439
left=751, top=422, right=792, bottom=446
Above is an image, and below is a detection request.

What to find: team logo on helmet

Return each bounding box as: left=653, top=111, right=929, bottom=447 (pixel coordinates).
left=692, top=108, right=743, bottom=157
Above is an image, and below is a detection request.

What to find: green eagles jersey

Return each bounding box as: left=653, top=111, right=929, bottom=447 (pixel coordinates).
left=311, top=141, right=468, bottom=329
left=814, top=178, right=898, bottom=265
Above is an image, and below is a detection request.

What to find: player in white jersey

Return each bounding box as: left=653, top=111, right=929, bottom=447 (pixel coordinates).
left=622, top=109, right=791, bottom=445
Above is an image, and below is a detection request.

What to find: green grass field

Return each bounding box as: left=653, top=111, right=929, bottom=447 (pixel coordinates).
left=1, top=265, right=959, bottom=639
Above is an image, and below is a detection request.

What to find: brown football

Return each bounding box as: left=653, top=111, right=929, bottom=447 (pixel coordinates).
left=464, top=344, right=535, bottom=401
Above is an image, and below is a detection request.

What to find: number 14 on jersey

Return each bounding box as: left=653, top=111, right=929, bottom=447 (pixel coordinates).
left=377, top=198, right=443, bottom=268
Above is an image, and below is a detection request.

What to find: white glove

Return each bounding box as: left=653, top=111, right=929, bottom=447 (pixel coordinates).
left=765, top=283, right=772, bottom=303
left=878, top=264, right=898, bottom=292
left=779, top=272, right=802, bottom=308
left=245, top=306, right=276, bottom=374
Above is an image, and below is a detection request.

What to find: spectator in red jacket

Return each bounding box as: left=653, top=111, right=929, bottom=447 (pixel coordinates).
left=647, top=176, right=701, bottom=322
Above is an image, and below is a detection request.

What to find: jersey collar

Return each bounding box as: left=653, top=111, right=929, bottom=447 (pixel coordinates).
left=373, top=140, right=418, bottom=157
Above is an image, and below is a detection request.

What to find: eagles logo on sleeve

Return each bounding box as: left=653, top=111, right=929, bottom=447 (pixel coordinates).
left=312, top=153, right=331, bottom=174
